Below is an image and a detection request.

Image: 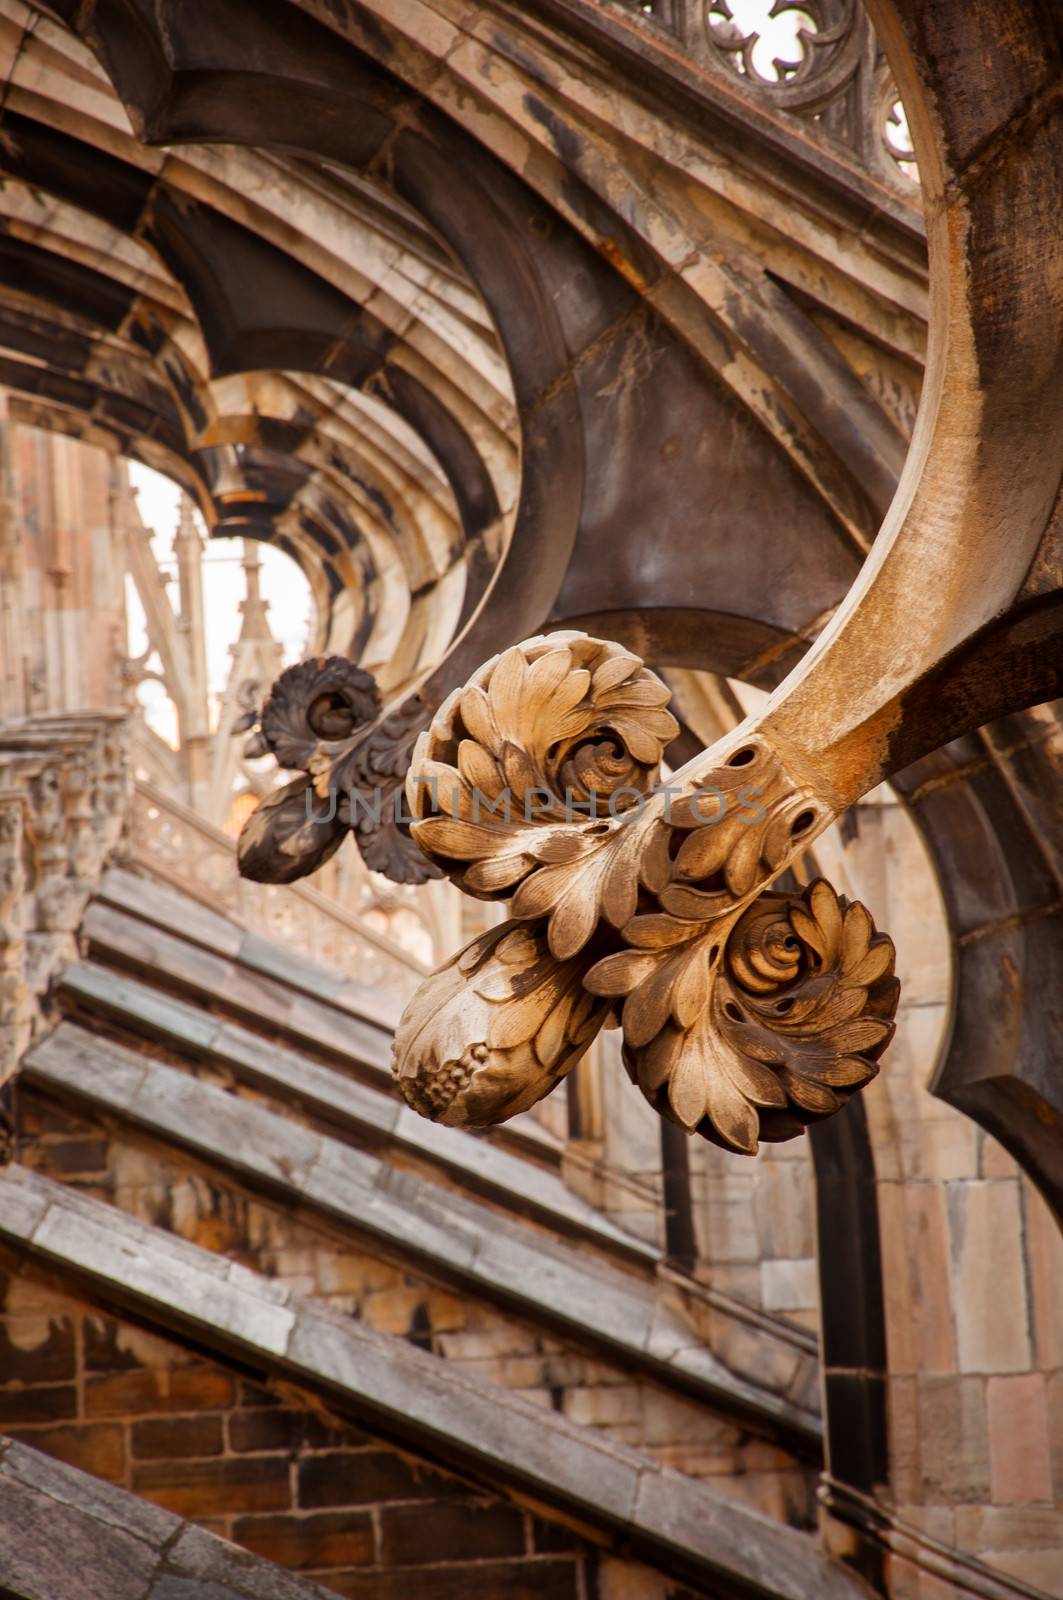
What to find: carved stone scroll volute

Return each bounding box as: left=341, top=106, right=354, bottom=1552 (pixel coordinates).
left=236, top=656, right=445, bottom=887
left=391, top=632, right=898, bottom=1154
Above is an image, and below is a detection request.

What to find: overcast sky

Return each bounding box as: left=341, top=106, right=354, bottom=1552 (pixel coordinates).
left=128, top=462, right=312, bottom=745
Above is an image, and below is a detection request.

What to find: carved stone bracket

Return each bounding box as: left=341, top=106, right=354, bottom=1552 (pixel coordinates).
left=236, top=657, right=444, bottom=887
left=391, top=632, right=898, bottom=1153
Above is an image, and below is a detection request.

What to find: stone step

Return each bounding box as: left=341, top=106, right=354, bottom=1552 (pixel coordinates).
left=57, top=959, right=657, bottom=1267
left=24, top=1019, right=821, bottom=1455
left=0, top=1435, right=335, bottom=1600
left=84, top=869, right=563, bottom=1168
left=0, top=1165, right=862, bottom=1600
left=79, top=897, right=396, bottom=1080
left=95, top=865, right=407, bottom=1032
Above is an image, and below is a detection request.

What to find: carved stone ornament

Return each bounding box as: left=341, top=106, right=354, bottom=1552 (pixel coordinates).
left=0, top=714, right=130, bottom=1102
left=234, top=773, right=347, bottom=886
left=705, top=0, right=864, bottom=113
left=391, top=632, right=898, bottom=1153
left=236, top=656, right=444, bottom=886
left=261, top=655, right=381, bottom=769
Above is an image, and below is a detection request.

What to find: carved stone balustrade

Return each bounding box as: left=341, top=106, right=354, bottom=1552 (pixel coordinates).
left=131, top=777, right=433, bottom=1008
left=611, top=0, right=917, bottom=188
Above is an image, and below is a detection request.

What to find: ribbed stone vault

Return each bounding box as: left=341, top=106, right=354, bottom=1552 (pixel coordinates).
left=0, top=0, right=519, bottom=686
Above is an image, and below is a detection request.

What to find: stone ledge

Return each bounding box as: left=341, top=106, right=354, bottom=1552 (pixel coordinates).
left=97, top=866, right=406, bottom=1029
left=78, top=900, right=394, bottom=1077
left=24, top=1021, right=820, bottom=1454
left=0, top=1166, right=860, bottom=1600
left=57, top=961, right=656, bottom=1266
left=0, top=1436, right=335, bottom=1600
left=80, top=881, right=562, bottom=1168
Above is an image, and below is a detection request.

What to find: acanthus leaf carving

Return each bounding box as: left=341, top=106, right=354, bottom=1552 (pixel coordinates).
left=236, top=773, right=347, bottom=885
left=392, top=631, right=899, bottom=1154
left=592, top=879, right=896, bottom=1151
left=406, top=632, right=679, bottom=942
left=236, top=656, right=443, bottom=887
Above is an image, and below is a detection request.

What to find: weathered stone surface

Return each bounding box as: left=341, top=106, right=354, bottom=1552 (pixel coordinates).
left=0, top=1433, right=180, bottom=1546
left=57, top=957, right=658, bottom=1262
left=986, top=1375, right=1053, bottom=1507
left=99, top=863, right=405, bottom=1028
left=631, top=1465, right=862, bottom=1600
left=0, top=1466, right=161, bottom=1600
left=947, top=1181, right=1032, bottom=1375
left=125, top=1068, right=323, bottom=1195
left=62, top=961, right=225, bottom=1055
left=20, top=1173, right=298, bottom=1358
left=761, top=1259, right=819, bottom=1316
left=915, top=1377, right=990, bottom=1505
left=98, top=869, right=245, bottom=962
left=106, top=808, right=420, bottom=1020
left=284, top=1305, right=641, bottom=1526
left=235, top=932, right=346, bottom=1005
left=25, top=1022, right=818, bottom=1448
left=0, top=1438, right=338, bottom=1600
left=302, top=1144, right=483, bottom=1276
left=0, top=1164, right=52, bottom=1240
left=80, top=903, right=296, bottom=1035
left=77, top=906, right=397, bottom=1070
left=391, top=1102, right=654, bottom=1260
left=41, top=1024, right=150, bottom=1106
left=0, top=1168, right=853, bottom=1597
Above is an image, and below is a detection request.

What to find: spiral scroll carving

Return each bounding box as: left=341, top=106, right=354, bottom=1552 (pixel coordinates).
left=602, top=880, right=897, bottom=1152
left=393, top=632, right=899, bottom=1154
left=261, top=657, right=381, bottom=771
left=237, top=655, right=443, bottom=887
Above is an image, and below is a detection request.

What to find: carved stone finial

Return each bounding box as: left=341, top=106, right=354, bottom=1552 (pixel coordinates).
left=391, top=632, right=898, bottom=1154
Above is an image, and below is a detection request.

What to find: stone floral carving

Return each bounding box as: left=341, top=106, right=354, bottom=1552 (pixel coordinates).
left=236, top=656, right=443, bottom=886
left=406, top=631, right=678, bottom=923
left=596, top=879, right=896, bottom=1151
left=392, top=920, right=611, bottom=1128
left=261, top=656, right=381, bottom=770
left=392, top=631, right=898, bottom=1154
